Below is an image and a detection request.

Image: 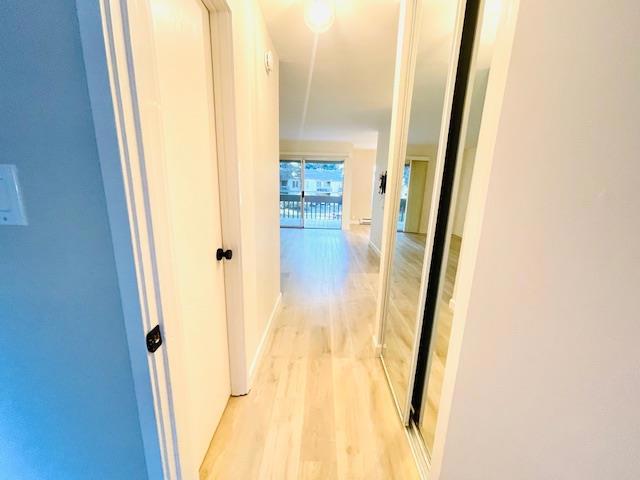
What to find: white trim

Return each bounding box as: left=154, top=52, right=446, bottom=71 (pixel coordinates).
left=78, top=0, right=246, bottom=477
left=77, top=0, right=179, bottom=477
left=368, top=239, right=381, bottom=257
left=372, top=335, right=382, bottom=356
left=248, top=293, right=282, bottom=389
left=405, top=419, right=431, bottom=479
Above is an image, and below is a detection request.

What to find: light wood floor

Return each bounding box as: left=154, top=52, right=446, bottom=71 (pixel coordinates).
left=383, top=232, right=429, bottom=411
left=200, top=226, right=419, bottom=480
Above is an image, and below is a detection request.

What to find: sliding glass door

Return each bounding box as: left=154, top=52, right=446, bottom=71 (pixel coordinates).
left=303, top=160, right=344, bottom=229
left=279, top=160, right=303, bottom=227
left=279, top=159, right=344, bottom=229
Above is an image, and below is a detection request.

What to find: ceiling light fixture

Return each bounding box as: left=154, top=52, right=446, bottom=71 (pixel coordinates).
left=304, top=0, right=335, bottom=34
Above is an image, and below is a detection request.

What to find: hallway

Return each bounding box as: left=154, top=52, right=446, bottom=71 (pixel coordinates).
left=200, top=227, right=418, bottom=479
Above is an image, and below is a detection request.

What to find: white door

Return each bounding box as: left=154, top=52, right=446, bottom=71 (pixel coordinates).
left=147, top=0, right=230, bottom=476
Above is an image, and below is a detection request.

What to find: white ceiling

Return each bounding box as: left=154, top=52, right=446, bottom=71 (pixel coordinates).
left=259, top=0, right=499, bottom=150
left=258, top=0, right=401, bottom=148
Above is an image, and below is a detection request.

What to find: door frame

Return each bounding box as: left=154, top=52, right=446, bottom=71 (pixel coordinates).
left=400, top=155, right=430, bottom=233
left=77, top=0, right=245, bottom=477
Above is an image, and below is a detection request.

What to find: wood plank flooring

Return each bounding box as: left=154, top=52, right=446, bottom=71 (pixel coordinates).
left=200, top=226, right=419, bottom=480
left=383, top=232, right=429, bottom=411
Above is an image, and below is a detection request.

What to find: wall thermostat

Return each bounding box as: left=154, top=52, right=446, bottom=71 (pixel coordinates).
left=0, top=164, right=28, bottom=226
left=264, top=50, right=274, bottom=74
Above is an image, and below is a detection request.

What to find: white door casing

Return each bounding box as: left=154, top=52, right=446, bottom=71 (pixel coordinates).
left=78, top=0, right=248, bottom=477
left=146, top=0, right=231, bottom=476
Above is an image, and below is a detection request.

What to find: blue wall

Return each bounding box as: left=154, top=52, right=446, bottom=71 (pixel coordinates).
left=0, top=1, right=148, bottom=478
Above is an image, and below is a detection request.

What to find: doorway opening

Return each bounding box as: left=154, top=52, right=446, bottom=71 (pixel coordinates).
left=279, top=158, right=345, bottom=229
left=397, top=163, right=410, bottom=231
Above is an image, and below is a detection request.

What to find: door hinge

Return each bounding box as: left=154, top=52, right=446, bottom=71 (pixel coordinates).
left=146, top=325, right=163, bottom=353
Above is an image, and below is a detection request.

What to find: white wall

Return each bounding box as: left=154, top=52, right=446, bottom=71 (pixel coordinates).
left=433, top=0, right=640, bottom=478
left=348, top=148, right=375, bottom=223
left=0, top=1, right=149, bottom=478
left=229, top=0, right=281, bottom=381
left=369, top=124, right=391, bottom=251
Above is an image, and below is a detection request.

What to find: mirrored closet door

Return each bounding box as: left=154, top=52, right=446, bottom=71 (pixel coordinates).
left=412, top=0, right=508, bottom=453
left=380, top=0, right=460, bottom=419
left=380, top=0, right=512, bottom=462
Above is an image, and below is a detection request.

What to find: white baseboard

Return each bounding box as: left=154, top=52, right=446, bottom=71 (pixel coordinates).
left=248, top=292, right=282, bottom=389
left=372, top=335, right=382, bottom=356
left=368, top=239, right=381, bottom=257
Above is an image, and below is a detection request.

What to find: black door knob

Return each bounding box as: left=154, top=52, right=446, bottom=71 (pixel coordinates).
left=216, top=248, right=233, bottom=261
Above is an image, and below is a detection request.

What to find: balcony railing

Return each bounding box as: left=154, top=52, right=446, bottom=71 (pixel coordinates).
left=280, top=193, right=343, bottom=228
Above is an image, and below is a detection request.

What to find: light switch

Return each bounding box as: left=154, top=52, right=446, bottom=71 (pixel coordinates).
left=0, top=165, right=28, bottom=226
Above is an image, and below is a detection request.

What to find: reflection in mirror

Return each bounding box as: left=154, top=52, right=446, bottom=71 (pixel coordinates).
left=381, top=0, right=458, bottom=415
left=397, top=164, right=410, bottom=231
left=418, top=0, right=508, bottom=454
